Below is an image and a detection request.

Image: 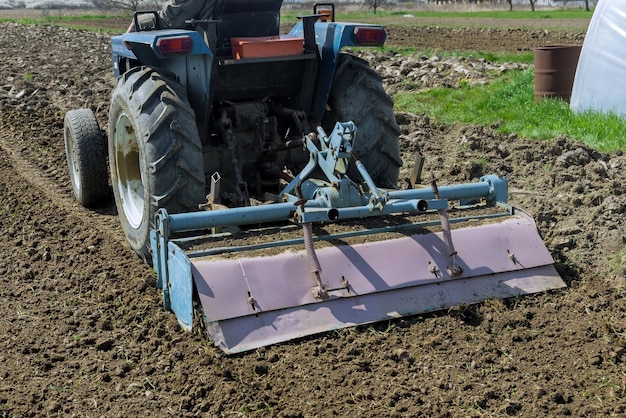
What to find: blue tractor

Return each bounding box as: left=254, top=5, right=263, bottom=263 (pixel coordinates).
left=64, top=2, right=564, bottom=353
left=65, top=1, right=400, bottom=259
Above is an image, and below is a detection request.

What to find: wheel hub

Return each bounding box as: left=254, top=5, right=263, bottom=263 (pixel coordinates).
left=113, top=112, right=144, bottom=229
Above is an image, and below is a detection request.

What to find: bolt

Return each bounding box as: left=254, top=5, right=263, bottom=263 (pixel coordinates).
left=312, top=286, right=329, bottom=299
left=507, top=250, right=517, bottom=264
left=428, top=262, right=439, bottom=276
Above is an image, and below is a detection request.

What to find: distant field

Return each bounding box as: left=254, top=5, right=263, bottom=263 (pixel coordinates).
left=283, top=7, right=592, bottom=30
left=0, top=7, right=121, bottom=18
left=0, top=6, right=592, bottom=32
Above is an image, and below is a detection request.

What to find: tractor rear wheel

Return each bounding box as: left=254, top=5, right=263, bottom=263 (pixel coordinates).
left=108, top=67, right=205, bottom=260
left=64, top=108, right=110, bottom=207
left=326, top=53, right=402, bottom=188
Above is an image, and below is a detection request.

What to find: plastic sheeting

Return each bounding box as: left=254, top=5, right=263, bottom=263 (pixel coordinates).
left=570, top=0, right=626, bottom=116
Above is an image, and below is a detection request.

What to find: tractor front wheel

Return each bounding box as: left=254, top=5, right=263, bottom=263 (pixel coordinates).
left=108, top=67, right=205, bottom=260
left=64, top=108, right=110, bottom=207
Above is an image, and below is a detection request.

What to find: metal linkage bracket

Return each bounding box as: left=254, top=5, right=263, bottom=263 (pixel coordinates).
left=151, top=209, right=194, bottom=330
left=280, top=122, right=388, bottom=213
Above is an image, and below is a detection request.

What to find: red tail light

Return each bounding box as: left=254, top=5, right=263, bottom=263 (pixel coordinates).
left=354, top=27, right=386, bottom=46
left=157, top=36, right=193, bottom=56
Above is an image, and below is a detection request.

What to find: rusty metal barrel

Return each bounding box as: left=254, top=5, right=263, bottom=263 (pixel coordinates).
left=534, top=45, right=582, bottom=102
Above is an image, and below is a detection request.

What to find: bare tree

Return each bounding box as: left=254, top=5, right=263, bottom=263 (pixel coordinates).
left=364, top=0, right=388, bottom=15
left=533, top=0, right=596, bottom=11
left=529, top=0, right=537, bottom=12
left=507, top=0, right=513, bottom=11
left=7, top=0, right=26, bottom=7
left=584, top=0, right=599, bottom=11
left=92, top=0, right=160, bottom=12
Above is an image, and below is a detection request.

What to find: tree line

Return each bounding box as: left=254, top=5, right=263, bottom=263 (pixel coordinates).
left=89, top=0, right=599, bottom=13
left=3, top=0, right=597, bottom=13
left=367, top=0, right=597, bottom=14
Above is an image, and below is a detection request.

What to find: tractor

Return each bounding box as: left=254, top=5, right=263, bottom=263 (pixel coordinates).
left=63, top=1, right=565, bottom=353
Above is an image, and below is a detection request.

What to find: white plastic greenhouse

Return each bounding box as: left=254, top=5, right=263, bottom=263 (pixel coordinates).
left=570, top=0, right=626, bottom=116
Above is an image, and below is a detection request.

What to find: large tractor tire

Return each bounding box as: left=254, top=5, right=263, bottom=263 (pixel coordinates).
left=326, top=54, right=402, bottom=189
left=108, top=67, right=205, bottom=260
left=64, top=108, right=110, bottom=207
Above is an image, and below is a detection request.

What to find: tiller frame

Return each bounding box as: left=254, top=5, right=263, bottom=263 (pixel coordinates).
left=151, top=122, right=565, bottom=353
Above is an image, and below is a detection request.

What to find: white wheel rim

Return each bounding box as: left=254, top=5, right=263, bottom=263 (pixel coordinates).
left=114, top=112, right=144, bottom=229
left=65, top=125, right=81, bottom=194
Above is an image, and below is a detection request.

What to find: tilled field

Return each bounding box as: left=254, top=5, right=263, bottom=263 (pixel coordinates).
left=1, top=18, right=625, bottom=418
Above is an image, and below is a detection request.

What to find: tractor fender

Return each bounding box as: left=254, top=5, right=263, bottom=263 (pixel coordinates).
left=111, top=29, right=213, bottom=77
left=111, top=30, right=214, bottom=137
left=288, top=21, right=387, bottom=123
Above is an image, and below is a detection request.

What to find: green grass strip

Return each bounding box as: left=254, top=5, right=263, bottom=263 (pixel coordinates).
left=395, top=69, right=626, bottom=153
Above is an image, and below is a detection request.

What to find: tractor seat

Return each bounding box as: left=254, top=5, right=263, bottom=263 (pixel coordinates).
left=213, top=0, right=283, bottom=56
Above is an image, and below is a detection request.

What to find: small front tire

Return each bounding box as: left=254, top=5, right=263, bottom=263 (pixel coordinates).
left=64, top=108, right=110, bottom=207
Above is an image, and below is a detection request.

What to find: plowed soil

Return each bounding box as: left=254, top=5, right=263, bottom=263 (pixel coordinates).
left=1, top=15, right=625, bottom=418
